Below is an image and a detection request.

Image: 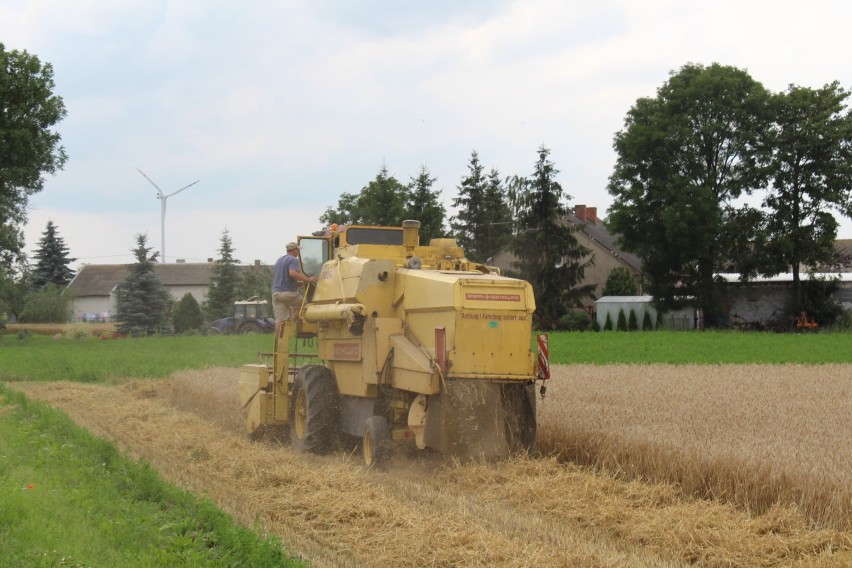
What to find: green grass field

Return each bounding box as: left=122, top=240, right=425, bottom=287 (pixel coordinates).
left=0, top=387, right=304, bottom=567
left=2, top=330, right=849, bottom=385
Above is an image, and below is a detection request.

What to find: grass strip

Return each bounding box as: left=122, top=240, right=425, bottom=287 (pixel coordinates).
left=0, top=385, right=305, bottom=568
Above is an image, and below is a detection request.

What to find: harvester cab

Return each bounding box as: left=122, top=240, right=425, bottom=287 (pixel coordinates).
left=238, top=220, right=549, bottom=466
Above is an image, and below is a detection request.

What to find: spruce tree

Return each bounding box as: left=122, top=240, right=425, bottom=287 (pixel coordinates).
left=509, top=146, right=596, bottom=329
left=450, top=151, right=485, bottom=261
left=114, top=234, right=171, bottom=335
left=31, top=221, right=75, bottom=289
left=205, top=229, right=241, bottom=321
left=480, top=169, right=513, bottom=262
left=406, top=164, right=446, bottom=244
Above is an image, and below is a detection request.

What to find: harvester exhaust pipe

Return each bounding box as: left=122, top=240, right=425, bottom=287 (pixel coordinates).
left=402, top=220, right=421, bottom=248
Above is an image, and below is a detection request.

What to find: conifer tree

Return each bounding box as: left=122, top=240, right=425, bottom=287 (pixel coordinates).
left=406, top=165, right=446, bottom=244
left=616, top=309, right=627, bottom=331
left=628, top=309, right=638, bottom=331
left=205, top=229, right=241, bottom=321
left=450, top=151, right=512, bottom=262
left=510, top=146, right=595, bottom=329
left=114, top=234, right=171, bottom=335
left=31, top=220, right=75, bottom=289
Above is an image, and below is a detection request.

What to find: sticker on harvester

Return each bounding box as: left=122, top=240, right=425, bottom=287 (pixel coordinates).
left=465, top=293, right=521, bottom=302
left=333, top=342, right=361, bottom=360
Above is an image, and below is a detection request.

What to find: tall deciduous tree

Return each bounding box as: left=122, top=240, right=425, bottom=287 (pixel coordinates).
left=607, top=63, right=771, bottom=324
left=0, top=44, right=68, bottom=267
left=30, top=220, right=75, bottom=289
left=450, top=151, right=511, bottom=262
left=205, top=229, right=241, bottom=321
left=406, top=165, right=446, bottom=244
left=760, top=82, right=852, bottom=309
left=321, top=165, right=410, bottom=227
left=114, top=234, right=171, bottom=335
left=510, top=146, right=595, bottom=329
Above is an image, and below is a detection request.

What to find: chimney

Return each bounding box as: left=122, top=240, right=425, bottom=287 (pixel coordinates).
left=207, top=258, right=214, bottom=263
left=586, top=207, right=598, bottom=223
left=574, top=204, right=587, bottom=221
left=254, top=259, right=261, bottom=272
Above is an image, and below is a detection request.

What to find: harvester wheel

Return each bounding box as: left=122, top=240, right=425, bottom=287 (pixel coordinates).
left=362, top=416, right=392, bottom=468
left=504, top=383, right=537, bottom=453
left=290, top=365, right=338, bottom=454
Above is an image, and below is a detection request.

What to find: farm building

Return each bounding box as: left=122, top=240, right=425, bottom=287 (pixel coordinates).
left=491, top=205, right=643, bottom=302
left=718, top=272, right=852, bottom=326
left=595, top=296, right=699, bottom=330
left=64, top=261, right=267, bottom=322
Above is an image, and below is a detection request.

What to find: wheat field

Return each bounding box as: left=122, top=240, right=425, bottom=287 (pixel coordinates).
left=538, top=364, right=852, bottom=531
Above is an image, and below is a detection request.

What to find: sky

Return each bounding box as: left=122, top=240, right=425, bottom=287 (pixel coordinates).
left=3, top=0, right=852, bottom=270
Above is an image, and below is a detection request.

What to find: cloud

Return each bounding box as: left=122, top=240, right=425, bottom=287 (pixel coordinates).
left=6, top=0, right=852, bottom=270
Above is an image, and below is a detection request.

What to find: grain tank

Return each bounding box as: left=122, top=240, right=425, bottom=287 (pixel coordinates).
left=238, top=220, right=549, bottom=465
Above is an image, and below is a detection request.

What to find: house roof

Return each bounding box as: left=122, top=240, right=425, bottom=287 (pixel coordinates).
left=595, top=295, right=653, bottom=304
left=716, top=272, right=852, bottom=284
left=65, top=263, right=222, bottom=297
left=567, top=213, right=643, bottom=272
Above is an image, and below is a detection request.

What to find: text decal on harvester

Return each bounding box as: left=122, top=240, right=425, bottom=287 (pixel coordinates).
left=333, top=342, right=361, bottom=360
left=465, top=293, right=521, bottom=302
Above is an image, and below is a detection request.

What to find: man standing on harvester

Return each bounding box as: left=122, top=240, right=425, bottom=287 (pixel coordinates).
left=272, top=241, right=317, bottom=323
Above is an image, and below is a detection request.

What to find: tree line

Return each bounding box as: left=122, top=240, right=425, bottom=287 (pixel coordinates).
left=2, top=41, right=850, bottom=331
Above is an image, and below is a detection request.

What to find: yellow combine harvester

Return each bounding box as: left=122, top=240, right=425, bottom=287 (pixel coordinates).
left=238, top=220, right=549, bottom=466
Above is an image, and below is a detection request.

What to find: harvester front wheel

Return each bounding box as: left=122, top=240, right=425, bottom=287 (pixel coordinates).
left=290, top=365, right=338, bottom=454
left=362, top=416, right=392, bottom=468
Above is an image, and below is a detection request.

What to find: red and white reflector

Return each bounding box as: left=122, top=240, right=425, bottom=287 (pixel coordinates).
left=536, top=333, right=550, bottom=380
left=435, top=326, right=448, bottom=375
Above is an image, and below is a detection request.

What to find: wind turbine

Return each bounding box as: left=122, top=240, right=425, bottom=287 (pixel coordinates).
left=136, top=168, right=200, bottom=263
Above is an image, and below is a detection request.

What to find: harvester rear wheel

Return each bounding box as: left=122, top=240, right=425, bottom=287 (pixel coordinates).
left=362, top=415, right=392, bottom=468
left=503, top=382, right=537, bottom=453
left=290, top=365, right=338, bottom=454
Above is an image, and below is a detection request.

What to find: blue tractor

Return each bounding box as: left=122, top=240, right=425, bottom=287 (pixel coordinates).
left=208, top=297, right=276, bottom=335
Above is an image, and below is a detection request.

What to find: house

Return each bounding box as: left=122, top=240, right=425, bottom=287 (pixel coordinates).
left=64, top=261, right=265, bottom=322
left=490, top=205, right=643, bottom=301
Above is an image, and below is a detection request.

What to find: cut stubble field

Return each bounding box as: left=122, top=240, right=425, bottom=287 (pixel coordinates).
left=11, top=363, right=852, bottom=567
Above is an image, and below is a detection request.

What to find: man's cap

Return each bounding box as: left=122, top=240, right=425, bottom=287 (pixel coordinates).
left=286, top=242, right=299, bottom=251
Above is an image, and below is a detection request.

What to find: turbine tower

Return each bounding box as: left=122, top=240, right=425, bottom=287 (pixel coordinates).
left=136, top=168, right=200, bottom=263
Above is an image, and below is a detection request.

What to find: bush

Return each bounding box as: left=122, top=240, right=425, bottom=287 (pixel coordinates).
left=642, top=311, right=653, bottom=331
left=173, top=293, right=204, bottom=333
left=604, top=312, right=613, bottom=331
left=557, top=310, right=591, bottom=331
left=18, top=285, right=72, bottom=323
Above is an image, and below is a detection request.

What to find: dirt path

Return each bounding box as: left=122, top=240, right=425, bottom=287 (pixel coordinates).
left=10, top=368, right=852, bottom=568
